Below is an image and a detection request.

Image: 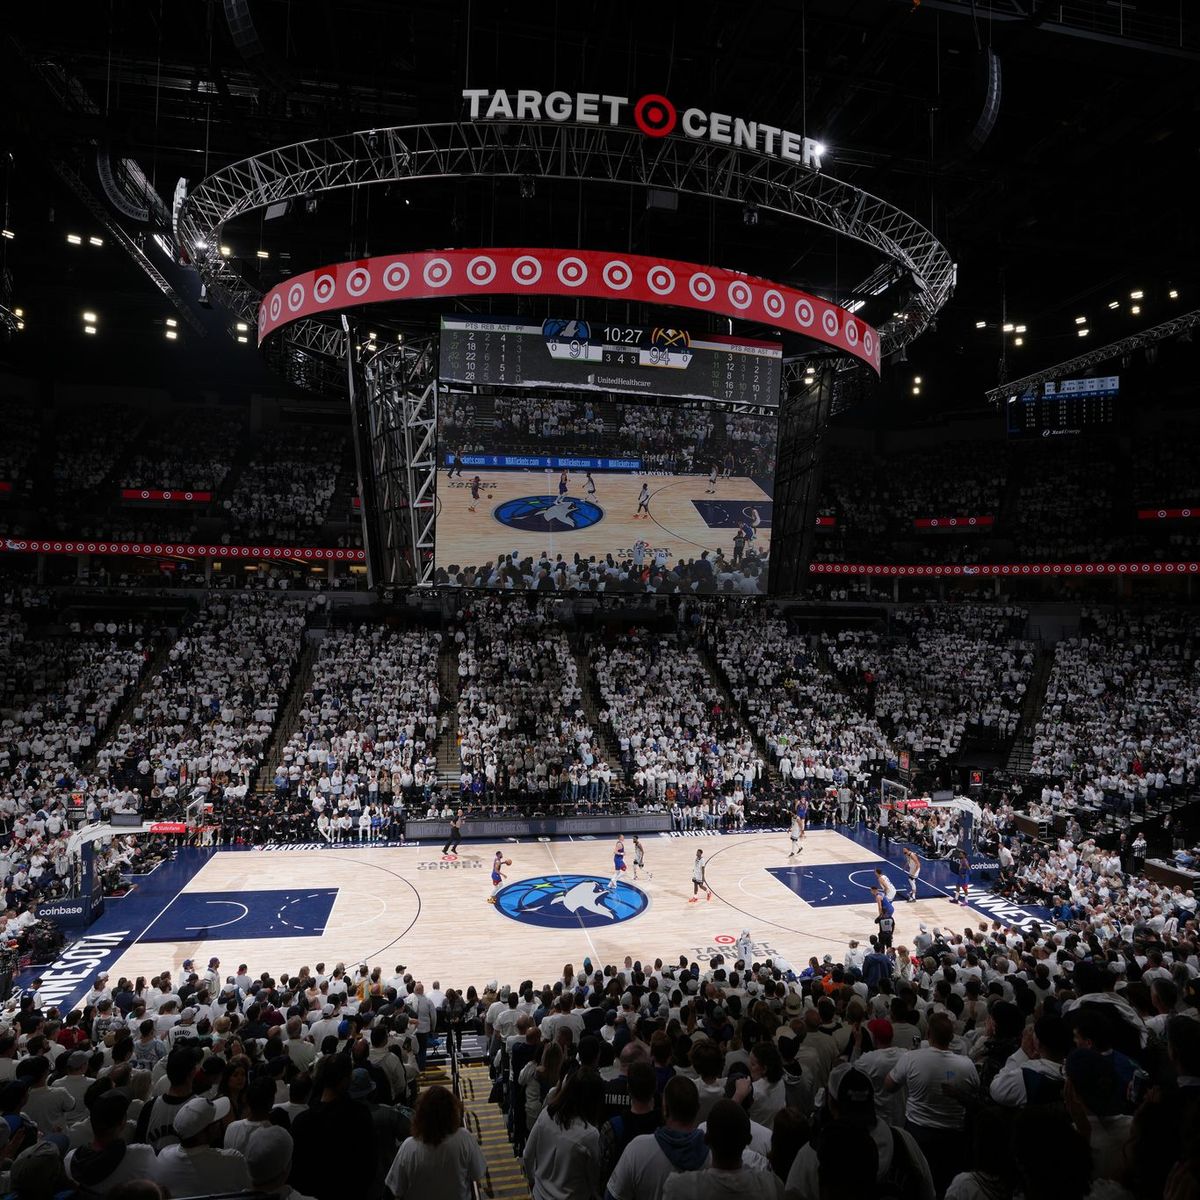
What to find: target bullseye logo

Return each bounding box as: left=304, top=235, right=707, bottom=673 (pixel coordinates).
left=603, top=259, right=632, bottom=290
left=821, top=309, right=840, bottom=337
left=688, top=272, right=715, bottom=302
left=794, top=298, right=815, bottom=327
left=845, top=320, right=859, bottom=346
left=467, top=256, right=496, bottom=286
left=557, top=257, right=587, bottom=287
left=346, top=267, right=371, bottom=297
left=512, top=255, right=542, bottom=285
left=863, top=330, right=875, bottom=357
left=269, top=294, right=282, bottom=321
left=287, top=282, right=305, bottom=312
left=647, top=265, right=676, bottom=296
left=382, top=261, right=411, bottom=292
left=423, top=257, right=452, bottom=288
left=727, top=281, right=752, bottom=310
left=314, top=275, right=336, bottom=304
left=763, top=290, right=785, bottom=319
left=633, top=94, right=676, bottom=138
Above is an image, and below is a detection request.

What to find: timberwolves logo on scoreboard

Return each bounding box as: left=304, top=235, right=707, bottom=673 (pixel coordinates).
left=494, top=875, right=649, bottom=928
left=494, top=495, right=604, bottom=533
left=543, top=318, right=591, bottom=360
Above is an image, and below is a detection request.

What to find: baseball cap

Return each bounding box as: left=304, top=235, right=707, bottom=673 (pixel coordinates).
left=321, top=1003, right=335, bottom=1017
left=173, top=1096, right=231, bottom=1139
left=246, top=1126, right=294, bottom=1185
left=66, top=1050, right=89, bottom=1070
left=866, top=1018, right=893, bottom=1043
left=826, top=1064, right=875, bottom=1117
left=348, top=1068, right=375, bottom=1101
left=784, top=992, right=804, bottom=1016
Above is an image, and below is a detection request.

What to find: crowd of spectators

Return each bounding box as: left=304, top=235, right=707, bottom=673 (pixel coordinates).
left=825, top=606, right=1033, bottom=759
left=2, top=882, right=1197, bottom=1200
left=453, top=600, right=612, bottom=800
left=706, top=616, right=890, bottom=796
left=51, top=406, right=144, bottom=497
left=269, top=624, right=443, bottom=830
left=1031, top=608, right=1199, bottom=812
left=227, top=429, right=347, bottom=544
left=97, top=595, right=307, bottom=814
left=591, top=628, right=762, bottom=805
left=120, top=409, right=245, bottom=493
left=0, top=398, right=39, bottom=501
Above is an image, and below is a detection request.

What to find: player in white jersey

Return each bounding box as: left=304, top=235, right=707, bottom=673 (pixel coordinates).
left=706, top=465, right=719, bottom=494
left=631, top=834, right=650, bottom=880
left=635, top=482, right=650, bottom=518
left=788, top=817, right=803, bottom=859
left=689, top=848, right=712, bottom=903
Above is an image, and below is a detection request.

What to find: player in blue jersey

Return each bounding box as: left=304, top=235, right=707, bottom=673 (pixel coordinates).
left=559, top=469, right=569, bottom=496
left=609, top=835, right=626, bottom=889
left=488, top=850, right=510, bottom=904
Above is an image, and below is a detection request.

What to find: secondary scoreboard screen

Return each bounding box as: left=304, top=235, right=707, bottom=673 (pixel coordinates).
left=1006, top=376, right=1119, bottom=438
left=439, top=316, right=783, bottom=407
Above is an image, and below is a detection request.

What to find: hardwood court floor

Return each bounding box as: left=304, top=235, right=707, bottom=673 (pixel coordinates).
left=104, top=833, right=990, bottom=991
left=435, top=470, right=772, bottom=571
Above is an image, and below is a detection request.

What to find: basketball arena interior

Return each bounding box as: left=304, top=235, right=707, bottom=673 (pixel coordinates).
left=1, top=4, right=1199, bottom=1199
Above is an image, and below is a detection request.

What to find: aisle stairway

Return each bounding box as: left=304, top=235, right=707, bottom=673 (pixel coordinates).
left=457, top=1061, right=532, bottom=1200
left=252, top=637, right=321, bottom=799
left=436, top=639, right=462, bottom=784
left=571, top=645, right=624, bottom=769
left=1006, top=645, right=1055, bottom=775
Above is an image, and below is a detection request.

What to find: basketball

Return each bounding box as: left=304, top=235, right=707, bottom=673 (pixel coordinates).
left=488, top=493, right=494, bottom=499
left=504, top=858, right=512, bottom=865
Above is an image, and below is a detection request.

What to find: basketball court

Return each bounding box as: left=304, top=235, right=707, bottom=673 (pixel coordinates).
left=36, top=829, right=1031, bottom=1009
left=435, top=470, right=772, bottom=572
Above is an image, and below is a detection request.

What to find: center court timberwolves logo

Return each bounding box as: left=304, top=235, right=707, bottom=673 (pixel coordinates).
left=494, top=496, right=604, bottom=534
left=494, top=874, right=648, bottom=928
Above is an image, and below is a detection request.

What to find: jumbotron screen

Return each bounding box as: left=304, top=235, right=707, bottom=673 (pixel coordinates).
left=434, top=393, right=777, bottom=593
left=439, top=316, right=783, bottom=407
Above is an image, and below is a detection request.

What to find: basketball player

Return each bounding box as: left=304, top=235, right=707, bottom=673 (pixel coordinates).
left=559, top=469, right=569, bottom=497
left=442, top=810, right=463, bottom=857
left=788, top=814, right=803, bottom=859
left=706, top=464, right=719, bottom=494
left=585, top=472, right=597, bottom=499
left=952, top=849, right=971, bottom=906
left=689, top=848, right=712, bottom=903
left=609, top=834, right=626, bottom=889
left=468, top=476, right=482, bottom=513
left=635, top=481, right=650, bottom=519
left=631, top=834, right=650, bottom=880
left=873, top=866, right=897, bottom=906
left=903, top=847, right=921, bottom=902
left=795, top=794, right=808, bottom=838
left=748, top=507, right=762, bottom=538
left=873, top=886, right=896, bottom=949
left=447, top=449, right=463, bottom=479
left=488, top=850, right=507, bottom=904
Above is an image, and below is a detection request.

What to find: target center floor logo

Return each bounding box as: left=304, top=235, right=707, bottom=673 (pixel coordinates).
left=494, top=495, right=604, bottom=533
left=494, top=874, right=648, bottom=927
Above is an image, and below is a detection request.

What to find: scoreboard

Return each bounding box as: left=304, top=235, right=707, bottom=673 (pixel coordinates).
left=439, top=316, right=782, bottom=407
left=1006, top=376, right=1119, bottom=438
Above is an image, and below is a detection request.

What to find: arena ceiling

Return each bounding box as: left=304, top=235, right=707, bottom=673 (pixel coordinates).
left=1, top=0, right=1196, bottom=412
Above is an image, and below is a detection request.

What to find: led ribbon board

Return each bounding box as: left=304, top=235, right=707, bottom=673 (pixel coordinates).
left=257, top=247, right=881, bottom=374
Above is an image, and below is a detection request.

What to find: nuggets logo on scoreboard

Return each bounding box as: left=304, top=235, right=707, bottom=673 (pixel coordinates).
left=494, top=874, right=649, bottom=928
left=494, top=495, right=604, bottom=533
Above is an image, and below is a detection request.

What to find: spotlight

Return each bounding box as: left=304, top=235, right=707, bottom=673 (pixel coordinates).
left=220, top=244, right=232, bottom=257
left=1002, top=322, right=1014, bottom=332
left=1015, top=325, right=1027, bottom=333
left=913, top=376, right=922, bottom=384
left=83, top=325, right=97, bottom=335
left=0, top=228, right=13, bottom=239
left=1131, top=305, right=1141, bottom=314
left=519, top=175, right=535, bottom=200
left=1074, top=316, right=1087, bottom=325
left=67, top=233, right=82, bottom=245
left=198, top=285, right=211, bottom=309
left=88, top=236, right=103, bottom=247
left=256, top=249, right=269, bottom=260
left=1014, top=337, right=1024, bottom=346
left=82, top=311, right=97, bottom=323
left=1130, top=289, right=1143, bottom=299
left=975, top=320, right=986, bottom=329
left=236, top=322, right=248, bottom=332
left=237, top=335, right=248, bottom=343
left=1169, top=289, right=1179, bottom=299
left=194, top=239, right=208, bottom=251
left=165, top=329, right=178, bottom=340
left=1108, top=301, right=1119, bottom=309
left=1077, top=328, right=1089, bottom=337
left=13, top=307, right=22, bottom=317
left=166, top=318, right=178, bottom=328
left=912, top=386, right=920, bottom=395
